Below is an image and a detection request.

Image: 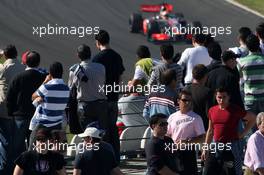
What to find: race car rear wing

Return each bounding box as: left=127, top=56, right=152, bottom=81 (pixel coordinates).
left=140, top=3, right=173, bottom=13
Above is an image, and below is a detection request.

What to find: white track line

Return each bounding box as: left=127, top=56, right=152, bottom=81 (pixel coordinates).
left=225, top=0, right=264, bottom=19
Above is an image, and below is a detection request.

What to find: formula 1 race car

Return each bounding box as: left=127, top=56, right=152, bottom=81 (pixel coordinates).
left=129, top=3, right=202, bottom=43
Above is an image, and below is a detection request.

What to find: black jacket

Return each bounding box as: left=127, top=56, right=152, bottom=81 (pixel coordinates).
left=6, top=69, right=46, bottom=118
left=206, top=65, right=244, bottom=108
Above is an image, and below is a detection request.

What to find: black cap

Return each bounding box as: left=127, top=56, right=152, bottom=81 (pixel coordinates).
left=222, top=50, right=240, bottom=62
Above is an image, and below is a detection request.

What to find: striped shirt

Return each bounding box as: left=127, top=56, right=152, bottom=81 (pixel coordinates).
left=143, top=86, right=179, bottom=121
left=148, top=62, right=183, bottom=90
left=238, top=52, right=264, bottom=103
left=31, top=79, right=69, bottom=128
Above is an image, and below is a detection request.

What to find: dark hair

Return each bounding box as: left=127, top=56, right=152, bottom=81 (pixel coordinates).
left=95, top=30, right=110, bottom=45
left=35, top=127, right=52, bottom=140
left=221, top=50, right=238, bottom=63
left=77, top=44, right=91, bottom=61
left=26, top=51, right=40, bottom=67
left=3, top=44, right=17, bottom=59
left=149, top=113, right=168, bottom=128
left=49, top=62, right=63, bottom=78
left=178, top=89, right=192, bottom=99
left=136, top=45, right=151, bottom=58
left=245, top=34, right=260, bottom=52
left=91, top=137, right=101, bottom=143
left=173, top=52, right=181, bottom=63
left=160, top=44, right=174, bottom=60
left=256, top=23, right=264, bottom=40
left=215, top=87, right=230, bottom=96
left=207, top=41, right=222, bottom=61
left=239, top=27, right=252, bottom=43
left=204, top=34, right=215, bottom=47
left=192, top=64, right=208, bottom=80
left=192, top=34, right=206, bottom=44
left=160, top=69, right=177, bottom=86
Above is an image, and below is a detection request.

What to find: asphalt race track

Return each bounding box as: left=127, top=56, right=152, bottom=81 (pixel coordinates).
left=0, top=0, right=263, bottom=82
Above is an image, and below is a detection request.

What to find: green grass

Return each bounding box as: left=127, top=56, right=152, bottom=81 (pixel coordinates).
left=0, top=56, right=5, bottom=64
left=235, top=0, right=264, bottom=15
left=66, top=125, right=74, bottom=143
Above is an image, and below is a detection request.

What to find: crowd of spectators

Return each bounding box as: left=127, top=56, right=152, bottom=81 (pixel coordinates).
left=0, top=22, right=263, bottom=175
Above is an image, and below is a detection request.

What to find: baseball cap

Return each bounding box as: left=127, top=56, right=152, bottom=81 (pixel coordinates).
left=222, top=50, right=240, bottom=62
left=78, top=127, right=102, bottom=139
left=21, top=50, right=30, bottom=65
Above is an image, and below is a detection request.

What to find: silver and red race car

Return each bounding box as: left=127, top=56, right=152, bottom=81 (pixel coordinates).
left=129, top=3, right=202, bottom=43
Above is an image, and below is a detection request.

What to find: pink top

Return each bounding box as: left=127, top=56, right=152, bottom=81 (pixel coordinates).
left=244, top=130, right=264, bottom=171
left=167, top=110, right=205, bottom=142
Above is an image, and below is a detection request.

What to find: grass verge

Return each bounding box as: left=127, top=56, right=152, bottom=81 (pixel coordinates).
left=235, top=0, right=264, bottom=15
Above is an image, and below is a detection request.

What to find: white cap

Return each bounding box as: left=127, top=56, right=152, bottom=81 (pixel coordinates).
left=78, top=127, right=102, bottom=139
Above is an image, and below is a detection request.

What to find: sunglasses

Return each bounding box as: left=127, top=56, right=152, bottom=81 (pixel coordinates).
left=158, top=121, right=168, bottom=127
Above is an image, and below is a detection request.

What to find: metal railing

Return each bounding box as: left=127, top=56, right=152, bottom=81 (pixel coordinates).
left=117, top=99, right=151, bottom=156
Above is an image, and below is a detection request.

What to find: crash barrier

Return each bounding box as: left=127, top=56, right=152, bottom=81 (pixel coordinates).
left=117, top=99, right=151, bottom=156
left=67, top=99, right=151, bottom=157
left=64, top=100, right=240, bottom=175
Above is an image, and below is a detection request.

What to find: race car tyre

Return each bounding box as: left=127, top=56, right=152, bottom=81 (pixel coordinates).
left=129, top=13, right=143, bottom=33
left=146, top=21, right=160, bottom=40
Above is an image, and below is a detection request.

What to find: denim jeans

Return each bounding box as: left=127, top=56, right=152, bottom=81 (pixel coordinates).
left=0, top=118, right=12, bottom=174
left=5, top=117, right=30, bottom=175
left=0, top=127, right=8, bottom=174
left=203, top=150, right=236, bottom=175
left=245, top=100, right=264, bottom=136
left=12, top=118, right=30, bottom=156
left=203, top=141, right=243, bottom=175
left=245, top=100, right=264, bottom=115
